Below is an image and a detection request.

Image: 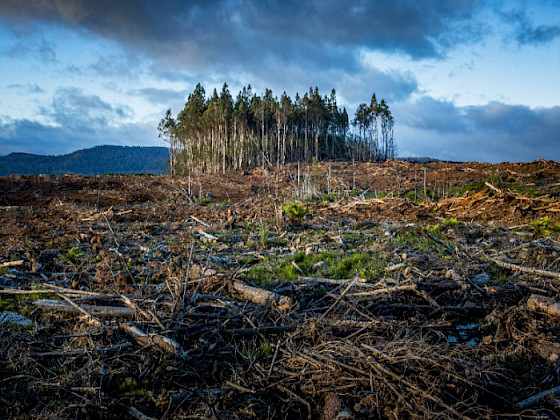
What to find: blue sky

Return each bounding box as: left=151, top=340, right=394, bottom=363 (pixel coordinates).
left=0, top=0, right=559, bottom=162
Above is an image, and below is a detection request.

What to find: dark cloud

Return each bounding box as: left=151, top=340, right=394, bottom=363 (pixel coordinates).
left=397, top=97, right=468, bottom=133
left=40, top=87, right=132, bottom=131
left=0, top=117, right=160, bottom=155
left=0, top=0, right=486, bottom=73
left=501, top=9, right=560, bottom=46
left=396, top=98, right=560, bottom=162
left=128, top=88, right=186, bottom=106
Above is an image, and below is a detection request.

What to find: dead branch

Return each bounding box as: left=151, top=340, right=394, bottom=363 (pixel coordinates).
left=33, top=299, right=135, bottom=319
left=120, top=323, right=181, bottom=354
left=527, top=294, right=560, bottom=317
left=488, top=256, right=560, bottom=280
left=514, top=386, right=560, bottom=410
left=232, top=280, right=292, bottom=311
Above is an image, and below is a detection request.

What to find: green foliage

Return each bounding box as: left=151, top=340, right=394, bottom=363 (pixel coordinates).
left=63, top=246, right=83, bottom=264
left=196, top=197, right=211, bottom=206
left=532, top=217, right=560, bottom=236
left=258, top=222, right=269, bottom=249
left=162, top=83, right=395, bottom=175
left=443, top=218, right=459, bottom=227
left=425, top=224, right=442, bottom=236
left=0, top=266, right=7, bottom=276
left=395, top=230, right=432, bottom=252
left=244, top=250, right=386, bottom=285
left=283, top=202, right=311, bottom=225
left=118, top=377, right=150, bottom=398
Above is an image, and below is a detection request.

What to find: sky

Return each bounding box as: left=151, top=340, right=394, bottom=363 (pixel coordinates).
left=0, top=0, right=559, bottom=162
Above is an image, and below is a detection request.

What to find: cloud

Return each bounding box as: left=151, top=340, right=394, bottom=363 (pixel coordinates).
left=6, top=83, right=45, bottom=94
left=0, top=0, right=486, bottom=73
left=2, top=37, right=57, bottom=62
left=501, top=9, right=560, bottom=46
left=128, top=88, right=186, bottom=106
left=88, top=53, right=143, bottom=78
left=0, top=117, right=161, bottom=156
left=396, top=98, right=560, bottom=162
left=40, top=87, right=132, bottom=130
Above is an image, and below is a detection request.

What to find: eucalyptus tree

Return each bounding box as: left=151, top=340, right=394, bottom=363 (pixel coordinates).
left=162, top=83, right=395, bottom=174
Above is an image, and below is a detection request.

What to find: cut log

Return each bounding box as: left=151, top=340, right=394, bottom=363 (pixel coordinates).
left=33, top=299, right=135, bottom=318
left=232, top=280, right=292, bottom=312
left=527, top=294, right=560, bottom=318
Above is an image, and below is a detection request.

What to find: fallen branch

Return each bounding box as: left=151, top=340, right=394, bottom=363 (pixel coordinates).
left=33, top=299, right=135, bottom=319
left=527, top=294, right=560, bottom=317
left=128, top=406, right=157, bottom=420
left=346, top=284, right=416, bottom=298
left=0, top=260, right=24, bottom=267
left=360, top=343, right=472, bottom=420
left=514, top=386, right=560, bottom=410
left=120, top=323, right=182, bottom=354
left=487, top=257, right=560, bottom=280
left=232, top=280, right=292, bottom=312
left=295, top=276, right=367, bottom=285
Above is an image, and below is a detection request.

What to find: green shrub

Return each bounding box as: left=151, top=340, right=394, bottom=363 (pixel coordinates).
left=283, top=202, right=311, bottom=225
left=532, top=217, right=560, bottom=236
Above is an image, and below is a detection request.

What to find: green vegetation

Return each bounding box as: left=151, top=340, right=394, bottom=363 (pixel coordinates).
left=118, top=377, right=150, bottom=398
left=158, top=83, right=395, bottom=175
left=63, top=246, right=83, bottom=264
left=196, top=197, right=211, bottom=206
left=244, top=250, right=386, bottom=285
left=532, top=217, right=560, bottom=236
left=283, top=202, right=311, bottom=225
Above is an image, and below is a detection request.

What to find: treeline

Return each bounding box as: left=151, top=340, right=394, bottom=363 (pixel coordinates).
left=158, top=83, right=395, bottom=174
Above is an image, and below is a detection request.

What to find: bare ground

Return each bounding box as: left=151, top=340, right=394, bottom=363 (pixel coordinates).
left=0, top=160, right=559, bottom=419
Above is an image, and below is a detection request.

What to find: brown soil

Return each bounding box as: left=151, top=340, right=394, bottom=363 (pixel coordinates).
left=0, top=160, right=559, bottom=419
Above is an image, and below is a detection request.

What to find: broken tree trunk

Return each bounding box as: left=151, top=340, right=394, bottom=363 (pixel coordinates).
left=120, top=323, right=181, bottom=354
left=232, top=280, right=292, bottom=312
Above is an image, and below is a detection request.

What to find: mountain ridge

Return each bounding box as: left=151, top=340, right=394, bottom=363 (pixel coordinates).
left=0, top=145, right=169, bottom=176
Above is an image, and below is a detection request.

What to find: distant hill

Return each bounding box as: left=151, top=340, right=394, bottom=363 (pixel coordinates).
left=0, top=145, right=169, bottom=176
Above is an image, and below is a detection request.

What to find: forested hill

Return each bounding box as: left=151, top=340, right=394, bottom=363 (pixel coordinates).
left=0, top=146, right=169, bottom=176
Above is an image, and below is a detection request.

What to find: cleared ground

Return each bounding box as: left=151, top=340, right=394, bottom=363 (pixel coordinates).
left=1, top=160, right=559, bottom=419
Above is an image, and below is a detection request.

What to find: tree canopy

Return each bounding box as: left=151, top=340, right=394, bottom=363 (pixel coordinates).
left=159, top=83, right=395, bottom=174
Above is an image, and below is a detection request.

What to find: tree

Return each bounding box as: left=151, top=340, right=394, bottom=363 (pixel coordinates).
left=161, top=83, right=395, bottom=174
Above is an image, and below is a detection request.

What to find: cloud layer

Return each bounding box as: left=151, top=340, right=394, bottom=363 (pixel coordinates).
left=397, top=99, right=560, bottom=162
left=0, top=1, right=558, bottom=162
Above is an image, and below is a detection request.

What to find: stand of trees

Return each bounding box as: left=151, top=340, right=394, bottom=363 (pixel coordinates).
left=158, top=83, right=395, bottom=175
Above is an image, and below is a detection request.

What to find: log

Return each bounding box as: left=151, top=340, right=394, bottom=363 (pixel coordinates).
left=120, top=323, right=181, bottom=354
left=514, top=386, right=560, bottom=410
left=527, top=294, right=560, bottom=317
left=1, top=260, right=24, bottom=267
left=232, top=280, right=292, bottom=312
left=33, top=299, right=135, bottom=318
